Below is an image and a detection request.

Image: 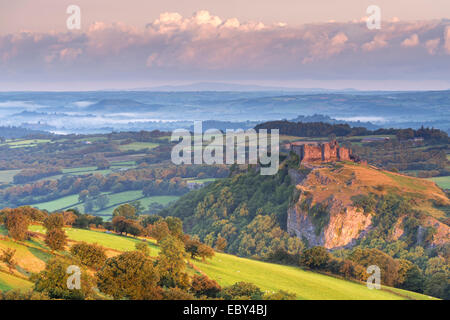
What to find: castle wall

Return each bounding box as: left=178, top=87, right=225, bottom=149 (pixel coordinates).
left=290, top=140, right=352, bottom=163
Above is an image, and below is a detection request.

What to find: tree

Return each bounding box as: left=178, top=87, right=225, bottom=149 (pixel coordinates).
left=4, top=210, right=29, bottom=241
left=165, top=216, right=183, bottom=239
left=264, top=290, right=297, bottom=300
left=215, top=235, right=227, bottom=252
left=220, top=282, right=263, bottom=300
left=349, top=248, right=399, bottom=286
left=78, top=190, right=89, bottom=203
left=150, top=220, right=170, bottom=242
left=125, top=220, right=143, bottom=237
left=424, top=272, right=450, bottom=300
left=84, top=200, right=94, bottom=213
left=95, top=194, right=109, bottom=210
left=190, top=274, right=221, bottom=298
left=197, top=244, right=214, bottom=262
left=396, top=259, right=424, bottom=292
left=112, top=216, right=128, bottom=234
left=32, top=257, right=94, bottom=300
left=63, top=211, right=77, bottom=226
left=70, top=242, right=107, bottom=270
left=157, top=235, right=189, bottom=289
left=88, top=185, right=100, bottom=197
left=97, top=251, right=161, bottom=300
left=43, top=213, right=64, bottom=230
left=130, top=200, right=144, bottom=215
left=45, top=228, right=68, bottom=252
left=112, top=203, right=137, bottom=219
left=299, top=246, right=331, bottom=270
left=0, top=248, right=16, bottom=273
left=135, top=242, right=150, bottom=256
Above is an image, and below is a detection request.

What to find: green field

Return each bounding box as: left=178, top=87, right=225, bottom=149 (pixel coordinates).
left=31, top=190, right=179, bottom=218
left=0, top=169, right=21, bottom=183
left=0, top=139, right=52, bottom=149
left=0, top=271, right=33, bottom=291
left=427, top=176, right=450, bottom=189
left=118, top=142, right=159, bottom=152
left=29, top=225, right=160, bottom=256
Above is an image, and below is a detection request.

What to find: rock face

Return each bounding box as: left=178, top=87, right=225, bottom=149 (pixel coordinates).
left=288, top=195, right=372, bottom=249
left=290, top=140, right=351, bottom=163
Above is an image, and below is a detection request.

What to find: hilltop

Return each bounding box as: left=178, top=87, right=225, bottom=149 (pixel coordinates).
left=288, top=161, right=449, bottom=249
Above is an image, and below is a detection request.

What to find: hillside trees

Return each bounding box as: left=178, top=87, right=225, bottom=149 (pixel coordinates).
left=0, top=248, right=16, bottom=273
left=44, top=213, right=67, bottom=252
left=157, top=235, right=190, bottom=289
left=97, top=251, right=161, bottom=300
left=113, top=203, right=137, bottom=219
left=32, top=257, right=95, bottom=300
left=162, top=165, right=302, bottom=260
left=4, top=209, right=29, bottom=241
left=70, top=242, right=107, bottom=270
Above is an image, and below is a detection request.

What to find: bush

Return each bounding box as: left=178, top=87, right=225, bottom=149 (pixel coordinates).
left=220, top=282, right=263, bottom=300
left=190, top=274, right=221, bottom=298
left=299, top=246, right=331, bottom=270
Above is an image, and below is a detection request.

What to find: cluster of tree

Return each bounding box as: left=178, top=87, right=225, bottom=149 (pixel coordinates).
left=298, top=245, right=449, bottom=300
left=162, top=164, right=305, bottom=260
left=30, top=239, right=294, bottom=300
left=0, top=164, right=227, bottom=207
left=256, top=121, right=449, bottom=144
left=0, top=206, right=48, bottom=240
left=350, top=139, right=449, bottom=174
left=43, top=213, right=68, bottom=252
left=13, top=166, right=62, bottom=184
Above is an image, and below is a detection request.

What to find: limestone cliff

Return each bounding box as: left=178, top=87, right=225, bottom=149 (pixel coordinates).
left=287, top=162, right=450, bottom=250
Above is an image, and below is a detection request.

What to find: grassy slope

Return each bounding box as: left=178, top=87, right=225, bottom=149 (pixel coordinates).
left=192, top=252, right=434, bottom=300
left=0, top=271, right=33, bottom=291
left=20, top=226, right=434, bottom=300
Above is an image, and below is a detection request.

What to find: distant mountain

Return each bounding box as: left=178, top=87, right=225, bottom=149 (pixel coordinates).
left=86, top=99, right=161, bottom=112
left=0, top=126, right=49, bottom=139
left=131, top=82, right=357, bottom=93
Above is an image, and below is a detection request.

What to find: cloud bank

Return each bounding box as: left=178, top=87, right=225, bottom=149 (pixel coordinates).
left=1, top=10, right=449, bottom=86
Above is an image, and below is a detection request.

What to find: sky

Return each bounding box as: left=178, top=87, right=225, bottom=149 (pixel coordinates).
left=0, top=1, right=450, bottom=90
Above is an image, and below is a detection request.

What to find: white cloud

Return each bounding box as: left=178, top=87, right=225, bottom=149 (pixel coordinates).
left=425, top=38, right=440, bottom=55
left=401, top=33, right=419, bottom=47
left=362, top=35, right=388, bottom=51
left=0, top=11, right=449, bottom=82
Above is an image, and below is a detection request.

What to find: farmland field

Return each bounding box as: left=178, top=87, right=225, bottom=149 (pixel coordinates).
left=427, top=176, right=450, bottom=189
left=31, top=190, right=179, bottom=218
left=0, top=169, right=21, bottom=183
left=118, top=142, right=159, bottom=152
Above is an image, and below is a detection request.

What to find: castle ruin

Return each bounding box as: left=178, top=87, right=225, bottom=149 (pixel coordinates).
left=290, top=140, right=352, bottom=163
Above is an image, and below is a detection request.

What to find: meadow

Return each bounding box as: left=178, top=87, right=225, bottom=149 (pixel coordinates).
left=427, top=176, right=450, bottom=190
left=32, top=190, right=179, bottom=218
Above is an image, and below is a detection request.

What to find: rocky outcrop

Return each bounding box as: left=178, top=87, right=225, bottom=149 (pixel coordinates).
left=285, top=161, right=450, bottom=250
left=288, top=195, right=372, bottom=249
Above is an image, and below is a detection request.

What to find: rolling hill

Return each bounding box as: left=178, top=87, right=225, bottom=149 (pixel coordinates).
left=0, top=225, right=435, bottom=300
